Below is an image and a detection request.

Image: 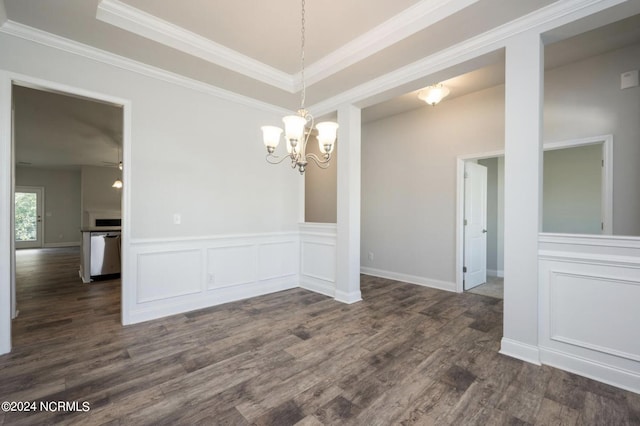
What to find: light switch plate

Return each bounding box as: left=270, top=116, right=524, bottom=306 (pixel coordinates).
left=173, top=213, right=181, bottom=225
left=621, top=70, right=639, bottom=89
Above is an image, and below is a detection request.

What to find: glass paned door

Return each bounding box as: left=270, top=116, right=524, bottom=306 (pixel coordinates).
left=15, top=186, right=44, bottom=249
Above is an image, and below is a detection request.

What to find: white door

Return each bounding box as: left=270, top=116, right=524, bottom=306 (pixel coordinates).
left=464, top=162, right=487, bottom=290
left=15, top=186, right=44, bottom=249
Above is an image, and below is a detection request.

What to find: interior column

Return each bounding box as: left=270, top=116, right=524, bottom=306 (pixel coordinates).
left=501, top=31, right=543, bottom=364
left=335, top=104, right=362, bottom=304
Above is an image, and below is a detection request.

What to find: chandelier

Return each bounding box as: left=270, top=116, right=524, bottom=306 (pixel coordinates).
left=260, top=0, right=338, bottom=175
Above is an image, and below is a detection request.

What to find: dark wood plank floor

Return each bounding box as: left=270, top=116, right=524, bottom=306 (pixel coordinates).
left=1, top=248, right=638, bottom=425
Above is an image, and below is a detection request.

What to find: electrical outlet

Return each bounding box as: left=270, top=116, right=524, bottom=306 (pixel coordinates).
left=207, top=273, right=215, bottom=284
left=368, top=252, right=374, bottom=261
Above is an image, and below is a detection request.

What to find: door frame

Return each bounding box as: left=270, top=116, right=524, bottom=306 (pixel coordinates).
left=456, top=150, right=503, bottom=293
left=0, top=70, right=132, bottom=355
left=455, top=134, right=613, bottom=293
left=14, top=185, right=45, bottom=249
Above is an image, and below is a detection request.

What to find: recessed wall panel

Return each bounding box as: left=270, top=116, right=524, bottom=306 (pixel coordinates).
left=137, top=249, right=201, bottom=303
left=550, top=272, right=640, bottom=361
left=207, top=244, right=257, bottom=289
left=258, top=241, right=297, bottom=280
left=301, top=241, right=336, bottom=282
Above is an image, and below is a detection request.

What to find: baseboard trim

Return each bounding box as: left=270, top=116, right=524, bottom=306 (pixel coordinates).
left=539, top=346, right=640, bottom=395
left=487, top=269, right=504, bottom=278
left=299, top=277, right=335, bottom=298
left=361, top=266, right=456, bottom=292
left=500, top=337, right=541, bottom=365
left=334, top=289, right=362, bottom=304
left=127, top=279, right=298, bottom=324
left=44, top=242, right=81, bottom=248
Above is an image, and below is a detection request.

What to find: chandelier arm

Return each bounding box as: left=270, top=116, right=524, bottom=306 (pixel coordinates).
left=300, top=113, right=314, bottom=161
left=265, top=153, right=293, bottom=165
left=306, top=153, right=331, bottom=168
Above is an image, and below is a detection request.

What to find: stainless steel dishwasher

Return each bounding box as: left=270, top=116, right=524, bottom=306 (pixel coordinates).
left=90, top=231, right=121, bottom=279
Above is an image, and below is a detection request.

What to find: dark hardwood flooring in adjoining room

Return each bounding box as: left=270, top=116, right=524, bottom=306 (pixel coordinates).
left=1, top=248, right=638, bottom=425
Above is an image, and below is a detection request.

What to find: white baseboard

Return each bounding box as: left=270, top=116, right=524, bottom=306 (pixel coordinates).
left=44, top=242, right=80, bottom=248
left=540, top=346, right=640, bottom=395
left=127, top=278, right=298, bottom=324
left=300, top=276, right=335, bottom=298
left=334, top=289, right=362, bottom=304
left=361, top=266, right=456, bottom=292
left=500, top=337, right=541, bottom=365
left=487, top=269, right=504, bottom=278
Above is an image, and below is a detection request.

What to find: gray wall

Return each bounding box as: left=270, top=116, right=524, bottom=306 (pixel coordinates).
left=545, top=44, right=640, bottom=236
left=478, top=157, right=499, bottom=273
left=543, top=144, right=603, bottom=234
left=15, top=166, right=81, bottom=245
left=80, top=165, right=122, bottom=227
left=361, top=42, right=640, bottom=284
left=362, top=84, right=505, bottom=282
left=305, top=140, right=337, bottom=223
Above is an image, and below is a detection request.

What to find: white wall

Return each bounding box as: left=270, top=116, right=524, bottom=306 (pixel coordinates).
left=538, top=234, right=640, bottom=393
left=15, top=166, right=81, bottom=245
left=0, top=31, right=300, bottom=326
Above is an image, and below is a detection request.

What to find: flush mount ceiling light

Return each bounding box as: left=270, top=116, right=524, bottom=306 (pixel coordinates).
left=260, top=0, right=338, bottom=175
left=418, top=83, right=450, bottom=106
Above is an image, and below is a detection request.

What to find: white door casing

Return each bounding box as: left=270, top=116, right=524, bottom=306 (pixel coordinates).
left=464, top=162, right=487, bottom=290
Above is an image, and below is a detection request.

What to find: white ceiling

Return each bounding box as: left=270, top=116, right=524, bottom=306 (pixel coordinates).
left=3, top=1, right=640, bottom=166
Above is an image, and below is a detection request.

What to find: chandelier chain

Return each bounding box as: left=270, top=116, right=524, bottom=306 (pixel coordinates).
left=300, top=0, right=306, bottom=110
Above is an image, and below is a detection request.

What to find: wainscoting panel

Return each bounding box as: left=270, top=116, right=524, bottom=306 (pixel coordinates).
left=207, top=244, right=257, bottom=289
left=539, top=233, right=640, bottom=393
left=258, top=241, right=298, bottom=281
left=127, top=232, right=299, bottom=324
left=299, top=223, right=337, bottom=297
left=549, top=271, right=640, bottom=361
left=136, top=249, right=202, bottom=303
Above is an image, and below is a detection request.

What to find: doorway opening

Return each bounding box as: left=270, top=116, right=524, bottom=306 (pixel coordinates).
left=456, top=135, right=612, bottom=297
left=1, top=74, right=131, bottom=355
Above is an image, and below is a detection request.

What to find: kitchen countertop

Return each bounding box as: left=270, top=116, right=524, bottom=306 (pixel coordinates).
left=80, top=227, right=122, bottom=232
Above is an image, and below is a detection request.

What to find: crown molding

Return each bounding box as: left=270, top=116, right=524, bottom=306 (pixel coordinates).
left=309, top=0, right=628, bottom=116
left=298, top=0, right=479, bottom=90
left=96, top=0, right=479, bottom=93
left=0, top=20, right=290, bottom=115
left=96, top=0, right=296, bottom=93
